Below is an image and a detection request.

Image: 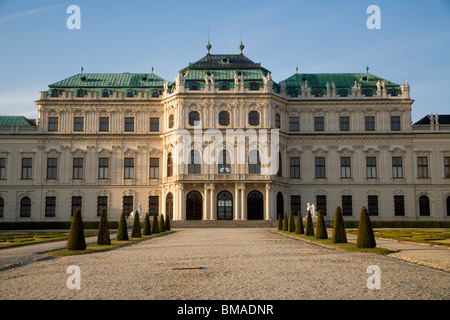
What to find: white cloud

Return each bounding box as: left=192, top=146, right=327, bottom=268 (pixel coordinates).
left=0, top=4, right=67, bottom=24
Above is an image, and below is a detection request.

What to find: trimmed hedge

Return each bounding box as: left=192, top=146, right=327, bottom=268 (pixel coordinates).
left=288, top=212, right=295, bottom=232
left=332, top=206, right=347, bottom=244
left=315, top=210, right=328, bottom=239
left=278, top=214, right=283, bottom=230
left=305, top=210, right=315, bottom=236
left=97, top=208, right=111, bottom=245
left=116, top=212, right=129, bottom=241
left=0, top=221, right=118, bottom=230
left=295, top=211, right=304, bottom=234
left=343, top=220, right=450, bottom=228
left=282, top=213, right=288, bottom=231
left=66, top=208, right=86, bottom=250
left=143, top=213, right=152, bottom=236
left=356, top=206, right=376, bottom=248
left=131, top=211, right=142, bottom=238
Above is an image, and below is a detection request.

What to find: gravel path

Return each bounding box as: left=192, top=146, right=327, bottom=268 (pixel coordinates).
left=0, top=228, right=448, bottom=300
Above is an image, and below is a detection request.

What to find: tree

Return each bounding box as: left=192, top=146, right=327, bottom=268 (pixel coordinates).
left=165, top=213, right=171, bottom=231
left=305, top=210, right=315, bottom=236
left=116, top=212, right=129, bottom=241
left=159, top=214, right=166, bottom=233
left=315, top=210, right=328, bottom=239
left=143, top=212, right=152, bottom=236
left=288, top=211, right=295, bottom=232
left=66, top=208, right=86, bottom=250
left=356, top=206, right=376, bottom=248
left=282, top=213, right=288, bottom=231
left=278, top=213, right=283, bottom=230
left=152, top=213, right=159, bottom=234
left=131, top=211, right=142, bottom=238
left=97, top=208, right=111, bottom=245
left=295, top=211, right=304, bottom=234
left=332, top=206, right=347, bottom=243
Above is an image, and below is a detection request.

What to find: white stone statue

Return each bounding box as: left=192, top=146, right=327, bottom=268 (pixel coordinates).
left=263, top=72, right=273, bottom=86
left=280, top=81, right=286, bottom=94
left=129, top=203, right=142, bottom=219
left=175, top=72, right=185, bottom=87
left=326, top=82, right=331, bottom=92
left=377, top=80, right=381, bottom=92
left=163, top=81, right=168, bottom=93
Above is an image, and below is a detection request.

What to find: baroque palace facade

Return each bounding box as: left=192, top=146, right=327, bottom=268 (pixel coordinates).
left=1, top=44, right=449, bottom=223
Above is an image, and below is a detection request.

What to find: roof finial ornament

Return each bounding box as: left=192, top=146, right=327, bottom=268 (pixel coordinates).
left=296, top=67, right=298, bottom=73
left=81, top=66, right=84, bottom=74
left=206, top=27, right=212, bottom=55
left=239, top=29, right=245, bottom=54
left=366, top=66, right=369, bottom=73
left=151, top=66, right=154, bottom=74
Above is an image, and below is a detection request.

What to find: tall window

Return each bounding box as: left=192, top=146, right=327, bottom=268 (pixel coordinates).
left=218, top=150, right=231, bottom=174
left=342, top=195, right=353, bottom=216
left=73, top=117, right=84, bottom=131
left=366, top=157, right=377, bottom=178
left=340, top=157, right=351, bottom=178
left=124, top=158, right=134, bottom=179
left=47, top=158, right=57, bottom=180
left=0, top=197, right=3, bottom=218
left=275, top=113, right=280, bottom=128
left=0, top=158, right=5, bottom=180
left=289, top=117, right=299, bottom=131
left=45, top=196, right=56, bottom=217
left=314, top=116, right=324, bottom=131
left=419, top=195, right=430, bottom=216
left=219, top=111, right=230, bottom=126
left=249, top=111, right=260, bottom=126
left=149, top=196, right=159, bottom=216
left=365, top=116, right=375, bottom=131
left=316, top=195, right=327, bottom=215
left=21, top=158, right=32, bottom=179
left=446, top=196, right=450, bottom=217
left=291, top=195, right=301, bottom=215
left=189, top=111, right=200, bottom=126
left=444, top=157, right=450, bottom=178
left=277, top=152, right=282, bottom=177
left=99, top=158, right=109, bottom=179
left=290, top=157, right=300, bottom=178
left=340, top=116, right=350, bottom=131
left=188, top=150, right=201, bottom=174
left=315, top=157, right=325, bottom=178
left=168, top=114, right=174, bottom=128
left=391, top=116, right=401, bottom=131
left=368, top=195, right=379, bottom=216
left=394, top=195, right=405, bottom=216
left=20, top=197, right=31, bottom=217
left=99, top=117, right=109, bottom=132
left=167, top=153, right=173, bottom=177
left=48, top=117, right=58, bottom=132
left=150, top=117, right=160, bottom=132
left=71, top=196, right=82, bottom=216
left=125, top=117, right=134, bottom=132
left=149, top=158, right=159, bottom=179
left=73, top=158, right=83, bottom=179
left=417, top=157, right=429, bottom=178
left=123, top=196, right=133, bottom=216
left=392, top=157, right=403, bottom=178
left=97, top=196, right=108, bottom=216
left=248, top=150, right=261, bottom=174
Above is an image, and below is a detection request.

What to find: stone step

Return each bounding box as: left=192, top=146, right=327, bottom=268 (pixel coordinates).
left=170, top=220, right=278, bottom=228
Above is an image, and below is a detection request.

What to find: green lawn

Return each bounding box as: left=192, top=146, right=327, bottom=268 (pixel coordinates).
left=347, top=229, right=450, bottom=247
left=0, top=231, right=97, bottom=249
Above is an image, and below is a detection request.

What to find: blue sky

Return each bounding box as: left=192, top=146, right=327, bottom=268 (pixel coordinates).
left=0, top=0, right=449, bottom=122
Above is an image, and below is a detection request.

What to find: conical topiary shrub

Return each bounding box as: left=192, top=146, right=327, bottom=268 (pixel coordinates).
left=288, top=211, right=295, bottom=232
left=356, top=206, right=376, bottom=248
left=315, top=210, right=328, bottom=239
left=305, top=210, right=315, bottom=236
left=159, top=214, right=166, bottom=233
left=152, top=213, right=159, bottom=234
left=282, top=213, right=288, bottom=231
left=143, top=212, right=152, bottom=236
left=131, top=211, right=142, bottom=238
left=97, top=208, right=111, bottom=245
left=165, top=214, right=171, bottom=231
left=295, top=211, right=304, bottom=234
left=332, top=206, right=347, bottom=243
left=116, top=212, right=129, bottom=241
left=278, top=213, right=283, bottom=230
left=67, top=208, right=86, bottom=250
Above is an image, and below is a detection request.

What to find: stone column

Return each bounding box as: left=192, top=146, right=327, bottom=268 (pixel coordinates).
left=204, top=186, right=209, bottom=220
left=265, top=184, right=271, bottom=220
left=234, top=185, right=240, bottom=220
left=210, top=185, right=215, bottom=220
left=241, top=186, right=246, bottom=220
left=178, top=185, right=184, bottom=220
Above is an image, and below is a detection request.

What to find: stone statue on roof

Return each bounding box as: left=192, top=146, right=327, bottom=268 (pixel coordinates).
left=263, top=72, right=273, bottom=86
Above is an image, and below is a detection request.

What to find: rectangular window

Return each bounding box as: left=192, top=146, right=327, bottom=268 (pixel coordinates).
left=124, top=158, right=134, bottom=179
left=125, top=117, right=134, bottom=132
left=97, top=196, right=108, bottom=216
left=71, top=196, right=82, bottom=216
left=48, top=117, right=58, bottom=132
left=149, top=196, right=159, bottom=216
left=123, top=196, right=133, bottom=216
left=291, top=195, right=301, bottom=215
left=47, top=158, right=57, bottom=180
left=149, top=158, right=159, bottom=179
left=392, top=157, right=403, bottom=179
left=316, top=195, right=327, bottom=215
left=368, top=195, right=378, bottom=216
left=366, top=157, right=377, bottom=178
left=342, top=195, right=353, bottom=216
left=21, top=158, right=32, bottom=179
left=289, top=117, right=299, bottom=131
left=99, top=158, right=109, bottom=179
left=314, top=116, right=324, bottom=131
left=394, top=195, right=405, bottom=216
left=189, top=151, right=202, bottom=174
left=391, top=116, right=401, bottom=131
left=0, top=197, right=3, bottom=218
left=340, top=157, right=351, bottom=178
left=290, top=157, right=300, bottom=178
left=73, top=158, right=83, bottom=179
left=340, top=116, right=350, bottom=131
left=444, top=157, right=450, bottom=178
left=315, top=157, right=325, bottom=178
left=417, top=157, right=429, bottom=178
left=365, top=116, right=375, bottom=131
left=45, top=196, right=56, bottom=217
left=0, top=158, right=5, bottom=179
left=73, top=117, right=84, bottom=131
left=99, top=117, right=109, bottom=132
left=150, top=117, right=160, bottom=132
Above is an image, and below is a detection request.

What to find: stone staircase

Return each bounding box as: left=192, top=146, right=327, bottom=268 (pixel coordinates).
left=170, top=220, right=278, bottom=228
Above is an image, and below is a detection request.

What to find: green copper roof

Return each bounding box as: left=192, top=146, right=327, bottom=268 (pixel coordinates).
left=0, top=116, right=35, bottom=126
left=49, top=73, right=168, bottom=88
left=181, top=54, right=269, bottom=72
left=183, top=69, right=266, bottom=81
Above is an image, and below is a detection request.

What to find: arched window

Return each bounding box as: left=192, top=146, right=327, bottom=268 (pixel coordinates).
left=218, top=150, right=231, bottom=174
left=277, top=152, right=282, bottom=177
left=248, top=150, right=261, bottom=174
left=190, top=83, right=199, bottom=90
left=219, top=111, right=230, bottom=126
left=168, top=114, right=174, bottom=129
left=219, top=83, right=229, bottom=91
left=20, top=197, right=31, bottom=217
left=188, top=150, right=201, bottom=174
left=275, top=113, right=280, bottom=128
left=249, top=111, right=260, bottom=126
left=447, top=196, right=450, bottom=217
left=0, top=197, right=4, bottom=218
left=189, top=111, right=200, bottom=126
left=217, top=191, right=233, bottom=220
left=167, top=152, right=173, bottom=177
left=419, top=195, right=430, bottom=216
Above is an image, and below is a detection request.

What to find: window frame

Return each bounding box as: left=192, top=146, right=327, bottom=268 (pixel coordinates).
left=72, top=158, right=83, bottom=180
left=0, top=157, right=5, bottom=180
left=248, top=150, right=261, bottom=174
left=98, top=158, right=109, bottom=179
left=47, top=158, right=58, bottom=180
left=124, top=117, right=135, bottom=132
left=21, top=158, right=32, bottom=180
left=149, top=157, right=159, bottom=179
left=124, top=157, right=134, bottom=179
left=365, top=116, right=375, bottom=131
left=219, top=111, right=230, bottom=126
left=167, top=153, right=173, bottom=177
left=391, top=116, right=401, bottom=131
left=392, top=157, right=403, bottom=179
left=315, top=157, right=326, bottom=178
left=290, top=157, right=300, bottom=179
left=314, top=116, right=324, bottom=132
left=368, top=195, right=379, bottom=216
left=48, top=117, right=59, bottom=132
left=99, top=117, right=109, bottom=132
left=188, top=150, right=201, bottom=174
left=417, top=156, right=429, bottom=178
left=289, top=117, right=299, bottom=131
left=73, top=117, right=84, bottom=132
left=218, top=150, right=231, bottom=174
left=150, top=117, right=160, bottom=132
left=339, top=116, right=350, bottom=132
left=248, top=111, right=260, bottom=126
left=45, top=196, right=56, bottom=217
left=97, top=196, right=108, bottom=217
left=189, top=111, right=200, bottom=126
left=340, top=157, right=351, bottom=178
left=366, top=157, right=377, bottom=179
left=20, top=197, right=31, bottom=217
left=342, top=195, right=353, bottom=216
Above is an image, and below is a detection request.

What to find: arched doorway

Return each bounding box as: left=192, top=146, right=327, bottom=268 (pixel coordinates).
left=165, top=192, right=173, bottom=220
left=217, top=191, right=233, bottom=220
left=247, top=190, right=263, bottom=220
left=186, top=191, right=202, bottom=220
left=276, top=192, right=284, bottom=219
